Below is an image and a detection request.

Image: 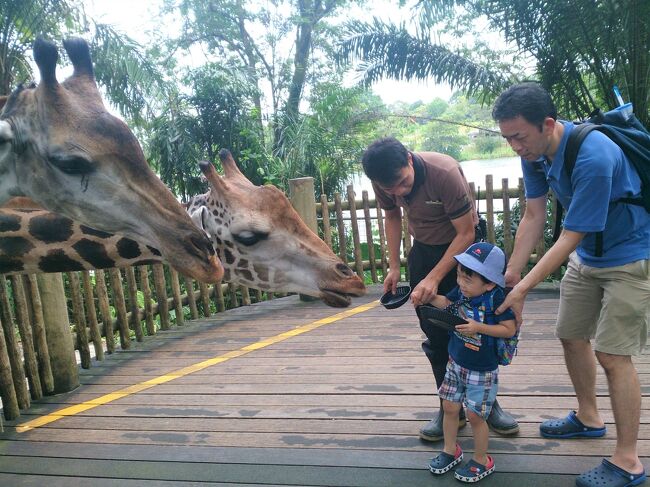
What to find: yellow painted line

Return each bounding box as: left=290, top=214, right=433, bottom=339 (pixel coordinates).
left=16, top=299, right=380, bottom=433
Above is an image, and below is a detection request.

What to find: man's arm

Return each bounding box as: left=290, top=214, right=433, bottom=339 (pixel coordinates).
left=497, top=229, right=584, bottom=322
left=504, top=196, right=547, bottom=287
left=383, top=207, right=403, bottom=294
left=410, top=210, right=476, bottom=305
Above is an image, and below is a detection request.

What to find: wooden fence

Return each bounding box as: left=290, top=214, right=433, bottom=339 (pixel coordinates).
left=0, top=175, right=554, bottom=422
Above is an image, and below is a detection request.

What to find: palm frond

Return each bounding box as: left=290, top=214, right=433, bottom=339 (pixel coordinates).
left=337, top=19, right=512, bottom=99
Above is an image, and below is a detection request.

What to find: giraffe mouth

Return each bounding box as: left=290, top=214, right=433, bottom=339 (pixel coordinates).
left=320, top=289, right=353, bottom=308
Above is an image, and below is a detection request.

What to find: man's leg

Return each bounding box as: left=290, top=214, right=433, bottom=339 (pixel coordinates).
left=561, top=338, right=604, bottom=428
left=596, top=352, right=643, bottom=474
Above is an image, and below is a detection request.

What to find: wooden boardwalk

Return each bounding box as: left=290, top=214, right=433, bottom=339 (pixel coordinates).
left=0, top=285, right=648, bottom=486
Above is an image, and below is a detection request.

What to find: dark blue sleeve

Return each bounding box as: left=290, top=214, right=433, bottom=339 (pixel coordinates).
left=445, top=286, right=461, bottom=303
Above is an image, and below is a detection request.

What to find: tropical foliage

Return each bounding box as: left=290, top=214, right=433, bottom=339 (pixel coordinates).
left=338, top=0, right=650, bottom=125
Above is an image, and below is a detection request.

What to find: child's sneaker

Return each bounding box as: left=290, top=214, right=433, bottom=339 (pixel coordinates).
left=429, top=444, right=463, bottom=475
left=454, top=456, right=495, bottom=482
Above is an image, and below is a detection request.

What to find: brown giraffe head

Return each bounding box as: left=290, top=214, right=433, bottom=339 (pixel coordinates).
left=187, top=150, right=366, bottom=307
left=0, top=38, right=222, bottom=283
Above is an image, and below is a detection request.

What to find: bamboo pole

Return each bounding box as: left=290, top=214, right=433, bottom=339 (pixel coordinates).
left=125, top=267, right=144, bottom=341
left=347, top=185, right=364, bottom=278
left=81, top=272, right=104, bottom=361
left=94, top=270, right=115, bottom=353
left=320, top=194, right=332, bottom=249
left=169, top=269, right=184, bottom=326
left=9, top=275, right=42, bottom=399
left=362, top=190, right=377, bottom=283
left=0, top=317, right=19, bottom=419
left=240, top=285, right=251, bottom=306
left=138, top=266, right=155, bottom=336
left=486, top=175, right=495, bottom=243
left=108, top=268, right=130, bottom=349
left=228, top=283, right=239, bottom=308
left=334, top=193, right=347, bottom=265
left=198, top=281, right=211, bottom=318
left=68, top=272, right=91, bottom=369
left=0, top=276, right=28, bottom=409
left=254, top=288, right=263, bottom=303
left=376, top=205, right=388, bottom=277
left=214, top=281, right=225, bottom=312
left=502, top=178, right=513, bottom=257
left=183, top=276, right=199, bottom=320
left=152, top=264, right=170, bottom=330
left=25, top=275, right=54, bottom=393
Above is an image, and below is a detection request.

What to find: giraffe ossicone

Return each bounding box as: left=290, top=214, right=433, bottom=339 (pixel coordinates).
left=0, top=37, right=222, bottom=283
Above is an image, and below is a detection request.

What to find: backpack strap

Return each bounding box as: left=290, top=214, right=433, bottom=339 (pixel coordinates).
left=562, top=123, right=605, bottom=257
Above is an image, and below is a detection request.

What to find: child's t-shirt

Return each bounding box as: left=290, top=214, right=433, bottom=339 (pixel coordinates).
left=445, top=286, right=515, bottom=371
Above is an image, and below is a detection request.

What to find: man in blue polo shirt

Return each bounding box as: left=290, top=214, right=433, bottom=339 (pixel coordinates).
left=492, top=82, right=649, bottom=487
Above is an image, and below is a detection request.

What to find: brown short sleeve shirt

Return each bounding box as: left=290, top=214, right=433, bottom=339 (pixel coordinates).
left=373, top=152, right=477, bottom=245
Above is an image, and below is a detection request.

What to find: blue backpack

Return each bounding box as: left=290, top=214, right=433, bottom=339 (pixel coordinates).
left=553, top=105, right=650, bottom=256
left=481, top=291, right=519, bottom=366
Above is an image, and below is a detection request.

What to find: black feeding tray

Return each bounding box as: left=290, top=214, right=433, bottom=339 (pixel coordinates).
left=380, top=285, right=412, bottom=309
left=418, top=304, right=468, bottom=332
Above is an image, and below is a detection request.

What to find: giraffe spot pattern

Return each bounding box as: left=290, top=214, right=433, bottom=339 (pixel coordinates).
left=146, top=245, right=162, bottom=256
left=0, top=256, right=25, bottom=274
left=253, top=263, right=269, bottom=282
left=29, top=214, right=74, bottom=243
left=72, top=239, right=116, bottom=270
left=224, top=247, right=235, bottom=265
left=237, top=268, right=254, bottom=282
left=116, top=237, right=142, bottom=259
left=0, top=213, right=20, bottom=232
left=0, top=236, right=35, bottom=257
left=80, top=225, right=113, bottom=239
left=39, top=250, right=85, bottom=273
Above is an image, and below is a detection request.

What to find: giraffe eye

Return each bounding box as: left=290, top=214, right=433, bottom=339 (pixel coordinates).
left=232, top=230, right=268, bottom=247
left=49, top=154, right=95, bottom=175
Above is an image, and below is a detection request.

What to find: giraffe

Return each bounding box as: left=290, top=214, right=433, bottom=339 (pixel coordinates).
left=0, top=37, right=222, bottom=283
left=187, top=149, right=366, bottom=307
left=0, top=152, right=367, bottom=306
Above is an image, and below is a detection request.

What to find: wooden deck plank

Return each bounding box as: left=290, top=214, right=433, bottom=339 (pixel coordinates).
left=1, top=285, right=648, bottom=486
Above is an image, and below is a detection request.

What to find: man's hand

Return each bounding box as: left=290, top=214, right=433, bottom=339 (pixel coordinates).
left=410, top=274, right=439, bottom=306
left=383, top=268, right=400, bottom=294
left=496, top=285, right=526, bottom=327
left=504, top=269, right=522, bottom=288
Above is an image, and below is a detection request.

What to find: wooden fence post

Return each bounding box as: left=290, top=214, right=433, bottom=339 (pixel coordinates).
left=289, top=177, right=320, bottom=301
left=35, top=273, right=79, bottom=394
left=289, top=177, right=318, bottom=233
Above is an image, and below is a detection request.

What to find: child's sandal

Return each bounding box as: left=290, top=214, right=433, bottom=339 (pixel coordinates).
left=429, top=444, right=463, bottom=475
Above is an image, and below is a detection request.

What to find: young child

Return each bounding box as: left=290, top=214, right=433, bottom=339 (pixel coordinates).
left=427, top=242, right=517, bottom=483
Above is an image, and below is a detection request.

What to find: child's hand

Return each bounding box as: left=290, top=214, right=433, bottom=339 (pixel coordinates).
left=455, top=319, right=481, bottom=337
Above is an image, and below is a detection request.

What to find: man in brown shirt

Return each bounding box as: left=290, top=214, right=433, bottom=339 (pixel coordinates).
left=362, top=137, right=519, bottom=440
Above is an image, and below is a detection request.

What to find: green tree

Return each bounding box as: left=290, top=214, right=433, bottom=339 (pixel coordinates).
left=337, top=0, right=650, bottom=125
left=146, top=64, right=268, bottom=200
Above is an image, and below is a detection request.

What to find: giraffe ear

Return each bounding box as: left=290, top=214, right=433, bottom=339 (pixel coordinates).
left=218, top=149, right=253, bottom=186
left=33, top=37, right=60, bottom=87
left=199, top=160, right=229, bottom=193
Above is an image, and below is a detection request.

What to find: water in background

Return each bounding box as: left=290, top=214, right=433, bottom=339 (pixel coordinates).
left=349, top=156, right=522, bottom=213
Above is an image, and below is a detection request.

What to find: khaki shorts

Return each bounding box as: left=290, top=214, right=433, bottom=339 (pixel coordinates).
left=556, top=252, right=650, bottom=356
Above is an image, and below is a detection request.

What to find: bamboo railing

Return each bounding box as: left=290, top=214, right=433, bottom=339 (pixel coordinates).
left=0, top=175, right=553, bottom=421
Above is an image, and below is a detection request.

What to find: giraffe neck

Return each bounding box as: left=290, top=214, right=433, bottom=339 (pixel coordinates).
left=0, top=208, right=162, bottom=275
